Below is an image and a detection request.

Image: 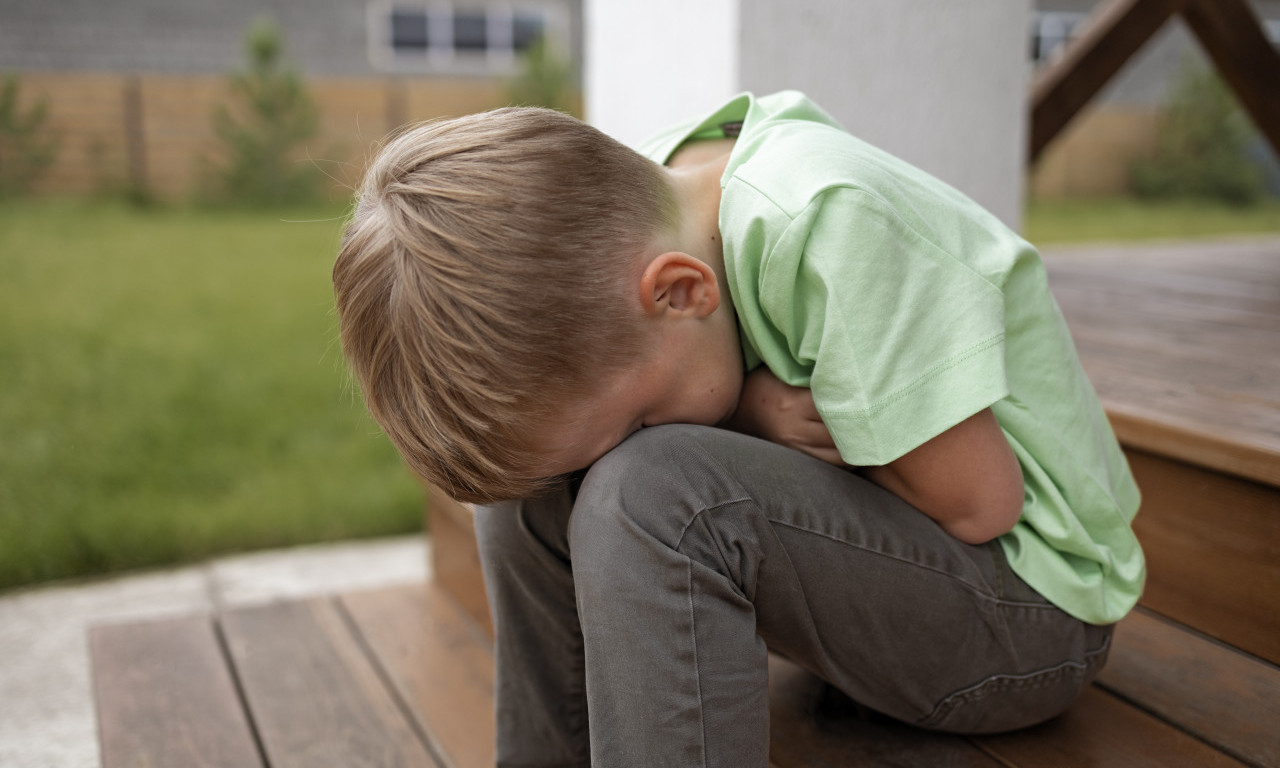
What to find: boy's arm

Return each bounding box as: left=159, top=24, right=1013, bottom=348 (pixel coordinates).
left=859, top=409, right=1024, bottom=545
left=726, top=367, right=1023, bottom=545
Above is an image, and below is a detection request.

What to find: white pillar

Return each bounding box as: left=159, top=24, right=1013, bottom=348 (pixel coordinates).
left=585, top=0, right=1029, bottom=227
left=738, top=0, right=1031, bottom=227
left=584, top=0, right=739, bottom=149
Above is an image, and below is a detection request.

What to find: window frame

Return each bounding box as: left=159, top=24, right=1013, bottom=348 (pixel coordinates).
left=368, top=0, right=568, bottom=74
left=1030, top=10, right=1088, bottom=64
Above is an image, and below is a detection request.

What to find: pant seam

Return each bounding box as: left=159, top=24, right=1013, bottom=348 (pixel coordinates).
left=673, top=496, right=753, bottom=550
left=686, top=559, right=709, bottom=768
left=917, top=629, right=1113, bottom=729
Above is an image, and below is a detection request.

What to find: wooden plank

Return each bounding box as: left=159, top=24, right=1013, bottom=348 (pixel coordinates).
left=341, top=584, right=497, bottom=768
left=1044, top=239, right=1280, bottom=486
left=1180, top=0, right=1280, bottom=158
left=1097, top=608, right=1280, bottom=768
left=1125, top=449, right=1280, bottom=665
left=89, top=614, right=265, bottom=768
left=1030, top=0, right=1184, bottom=162
left=429, top=484, right=493, bottom=638
left=767, top=656, right=1004, bottom=768
left=972, top=685, right=1248, bottom=768
left=220, top=597, right=439, bottom=768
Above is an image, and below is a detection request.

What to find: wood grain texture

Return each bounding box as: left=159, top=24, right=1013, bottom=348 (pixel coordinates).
left=341, top=584, right=497, bottom=768
left=220, top=598, right=438, bottom=768
left=1125, top=449, right=1280, bottom=664
left=1097, top=608, right=1280, bottom=768
left=90, top=614, right=265, bottom=768
left=1044, top=238, right=1280, bottom=486
left=767, top=656, right=1003, bottom=768
left=429, top=484, right=494, bottom=638
left=973, top=686, right=1249, bottom=768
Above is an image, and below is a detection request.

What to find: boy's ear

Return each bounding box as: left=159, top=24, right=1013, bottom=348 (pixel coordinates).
left=638, top=252, right=721, bottom=319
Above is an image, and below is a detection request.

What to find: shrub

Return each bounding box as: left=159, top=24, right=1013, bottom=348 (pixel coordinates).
left=1131, top=62, right=1266, bottom=206
left=506, top=36, right=577, bottom=116
left=205, top=20, right=322, bottom=205
left=0, top=74, right=59, bottom=197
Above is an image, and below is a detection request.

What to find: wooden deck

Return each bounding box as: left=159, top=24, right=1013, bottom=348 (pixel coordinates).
left=1044, top=236, right=1280, bottom=665
left=91, top=237, right=1280, bottom=768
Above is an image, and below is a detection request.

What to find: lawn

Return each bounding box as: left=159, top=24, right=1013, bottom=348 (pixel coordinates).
left=0, top=199, right=423, bottom=590
left=1024, top=196, right=1280, bottom=244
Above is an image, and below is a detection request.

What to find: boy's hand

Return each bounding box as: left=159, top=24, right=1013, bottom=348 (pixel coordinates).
left=725, top=367, right=846, bottom=466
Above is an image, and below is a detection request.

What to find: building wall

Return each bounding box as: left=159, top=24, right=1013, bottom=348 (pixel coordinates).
left=0, top=0, right=584, bottom=81
left=15, top=72, right=509, bottom=200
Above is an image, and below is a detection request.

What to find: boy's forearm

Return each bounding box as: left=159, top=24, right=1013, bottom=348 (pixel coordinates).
left=861, top=410, right=1025, bottom=545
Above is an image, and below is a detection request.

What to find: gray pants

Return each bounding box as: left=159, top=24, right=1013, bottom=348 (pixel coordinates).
left=475, top=425, right=1111, bottom=768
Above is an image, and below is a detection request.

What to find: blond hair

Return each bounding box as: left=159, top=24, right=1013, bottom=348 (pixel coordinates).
left=333, top=107, right=675, bottom=502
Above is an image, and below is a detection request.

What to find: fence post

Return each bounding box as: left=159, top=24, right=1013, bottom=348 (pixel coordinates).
left=122, top=75, right=148, bottom=194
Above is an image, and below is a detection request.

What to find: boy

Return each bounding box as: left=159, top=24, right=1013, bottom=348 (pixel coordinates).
left=333, top=91, right=1144, bottom=768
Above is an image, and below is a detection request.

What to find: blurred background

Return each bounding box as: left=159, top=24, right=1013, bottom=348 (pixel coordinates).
left=1, top=0, right=1277, bottom=592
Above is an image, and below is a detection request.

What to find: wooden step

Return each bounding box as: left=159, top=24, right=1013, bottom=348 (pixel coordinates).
left=1044, top=237, right=1280, bottom=487
left=90, top=614, right=266, bottom=768
left=92, top=578, right=1280, bottom=768
left=1044, top=237, right=1280, bottom=664
left=92, top=584, right=496, bottom=768
left=424, top=486, right=1279, bottom=767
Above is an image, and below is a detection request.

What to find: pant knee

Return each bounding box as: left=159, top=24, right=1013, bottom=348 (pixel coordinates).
left=570, top=425, right=699, bottom=532
left=568, top=425, right=750, bottom=572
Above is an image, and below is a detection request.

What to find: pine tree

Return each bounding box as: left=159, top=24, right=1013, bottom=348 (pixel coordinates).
left=0, top=74, right=59, bottom=197
left=208, top=20, right=321, bottom=205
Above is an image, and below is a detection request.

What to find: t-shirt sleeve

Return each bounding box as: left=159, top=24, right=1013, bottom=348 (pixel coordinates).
left=756, top=187, right=1010, bottom=466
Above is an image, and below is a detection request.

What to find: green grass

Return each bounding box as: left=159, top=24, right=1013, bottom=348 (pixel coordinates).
left=1024, top=196, right=1280, bottom=244
left=0, top=199, right=423, bottom=590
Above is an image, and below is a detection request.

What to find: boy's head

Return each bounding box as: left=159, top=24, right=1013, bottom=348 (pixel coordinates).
left=333, top=107, right=682, bottom=502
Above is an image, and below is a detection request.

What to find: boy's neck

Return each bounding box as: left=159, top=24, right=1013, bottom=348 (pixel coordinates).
left=664, top=139, right=735, bottom=285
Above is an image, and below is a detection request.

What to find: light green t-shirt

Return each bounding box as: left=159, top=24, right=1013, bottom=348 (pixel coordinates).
left=637, top=91, right=1144, bottom=625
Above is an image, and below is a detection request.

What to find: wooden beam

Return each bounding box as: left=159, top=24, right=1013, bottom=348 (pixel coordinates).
left=1180, top=0, right=1280, bottom=158
left=1029, top=0, right=1185, bottom=163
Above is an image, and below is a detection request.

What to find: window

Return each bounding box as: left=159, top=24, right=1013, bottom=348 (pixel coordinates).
left=369, top=2, right=567, bottom=73
left=1030, top=11, right=1087, bottom=63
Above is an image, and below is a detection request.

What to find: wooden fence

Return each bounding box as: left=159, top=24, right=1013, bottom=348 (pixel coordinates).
left=12, top=69, right=1214, bottom=201
left=16, top=72, right=510, bottom=201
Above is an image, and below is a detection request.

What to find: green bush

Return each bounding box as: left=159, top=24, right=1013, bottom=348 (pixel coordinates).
left=1131, top=63, right=1266, bottom=206
left=205, top=20, right=323, bottom=205
left=506, top=36, right=577, bottom=115
left=0, top=73, right=59, bottom=197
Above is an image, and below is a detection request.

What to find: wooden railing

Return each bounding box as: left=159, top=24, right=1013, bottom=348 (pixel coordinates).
left=1030, top=0, right=1280, bottom=163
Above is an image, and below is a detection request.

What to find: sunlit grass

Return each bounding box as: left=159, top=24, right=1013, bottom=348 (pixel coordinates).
left=0, top=199, right=422, bottom=590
